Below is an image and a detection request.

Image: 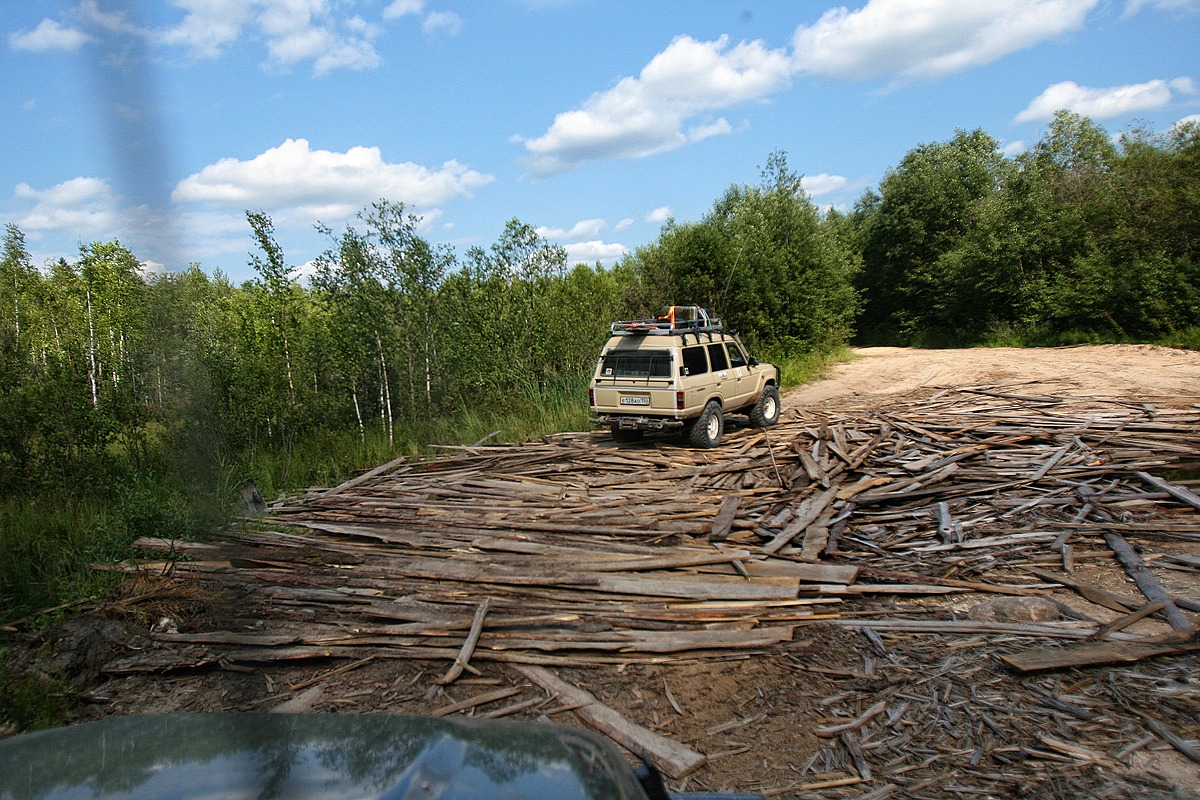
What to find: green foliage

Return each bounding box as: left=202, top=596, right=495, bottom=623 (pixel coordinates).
left=0, top=475, right=197, bottom=620
left=0, top=499, right=114, bottom=618
left=762, top=345, right=857, bottom=389
left=1157, top=326, right=1200, bottom=351
left=625, top=151, right=860, bottom=351
left=855, top=115, right=1200, bottom=346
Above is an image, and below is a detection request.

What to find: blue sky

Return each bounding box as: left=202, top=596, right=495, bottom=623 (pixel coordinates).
left=4, top=0, right=1199, bottom=284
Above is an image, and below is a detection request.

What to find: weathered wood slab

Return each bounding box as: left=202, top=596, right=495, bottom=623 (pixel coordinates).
left=516, top=666, right=707, bottom=779
left=998, top=636, right=1200, bottom=672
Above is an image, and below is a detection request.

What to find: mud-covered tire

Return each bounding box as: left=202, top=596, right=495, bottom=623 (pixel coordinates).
left=749, top=384, right=781, bottom=427
left=687, top=400, right=724, bottom=448
left=611, top=427, right=644, bottom=444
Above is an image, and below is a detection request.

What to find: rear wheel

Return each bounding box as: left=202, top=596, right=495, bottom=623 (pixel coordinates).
left=749, top=384, right=781, bottom=427
left=687, top=400, right=724, bottom=448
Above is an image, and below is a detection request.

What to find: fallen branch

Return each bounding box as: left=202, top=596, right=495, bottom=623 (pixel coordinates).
left=516, top=665, right=706, bottom=779
left=814, top=700, right=887, bottom=737
left=436, top=597, right=490, bottom=685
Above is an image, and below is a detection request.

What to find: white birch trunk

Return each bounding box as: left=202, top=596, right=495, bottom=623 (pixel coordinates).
left=86, top=287, right=98, bottom=408
left=352, top=383, right=365, bottom=444
left=376, top=329, right=394, bottom=447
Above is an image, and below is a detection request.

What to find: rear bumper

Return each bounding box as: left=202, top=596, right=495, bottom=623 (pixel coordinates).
left=590, top=414, right=686, bottom=431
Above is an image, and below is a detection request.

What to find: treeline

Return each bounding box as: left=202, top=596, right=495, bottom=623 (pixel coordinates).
left=1, top=112, right=1197, bottom=509
left=850, top=111, right=1200, bottom=345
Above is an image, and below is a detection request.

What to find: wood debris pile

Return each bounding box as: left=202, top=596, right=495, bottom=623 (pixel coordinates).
left=107, top=384, right=1200, bottom=797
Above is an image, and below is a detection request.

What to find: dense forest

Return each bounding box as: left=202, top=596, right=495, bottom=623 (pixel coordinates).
left=1, top=110, right=1198, bottom=630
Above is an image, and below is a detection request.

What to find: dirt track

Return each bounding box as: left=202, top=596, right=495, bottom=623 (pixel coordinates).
left=22, top=345, right=1200, bottom=799
left=791, top=344, right=1200, bottom=407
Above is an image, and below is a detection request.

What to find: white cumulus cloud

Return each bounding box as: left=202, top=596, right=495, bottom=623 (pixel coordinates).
left=792, top=0, right=1097, bottom=83
left=645, top=206, right=672, bottom=224
left=256, top=2, right=382, bottom=75
left=518, top=34, right=792, bottom=176
left=10, top=177, right=186, bottom=268
left=564, top=240, right=628, bottom=266
left=520, top=1, right=1103, bottom=176
left=19, top=0, right=427, bottom=74
left=154, top=0, right=251, bottom=59
left=171, top=138, right=494, bottom=220
left=422, top=11, right=462, bottom=35
left=14, top=177, right=120, bottom=235
left=383, top=0, right=425, bottom=19
left=1001, top=140, right=1028, bottom=157
left=536, top=219, right=607, bottom=241
left=1014, top=77, right=1197, bottom=123
left=801, top=173, right=847, bottom=198
left=9, top=18, right=94, bottom=52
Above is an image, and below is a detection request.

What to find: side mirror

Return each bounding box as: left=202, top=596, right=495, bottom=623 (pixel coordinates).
left=748, top=357, right=759, bottom=367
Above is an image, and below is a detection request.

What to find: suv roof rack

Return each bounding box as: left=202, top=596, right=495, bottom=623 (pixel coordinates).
left=610, top=305, right=724, bottom=336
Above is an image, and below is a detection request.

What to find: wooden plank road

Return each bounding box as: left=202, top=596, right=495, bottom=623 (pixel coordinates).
left=116, top=389, right=1198, bottom=675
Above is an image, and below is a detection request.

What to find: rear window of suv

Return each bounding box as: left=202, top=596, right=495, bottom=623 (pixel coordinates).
left=681, top=346, right=709, bottom=375
left=601, top=349, right=671, bottom=378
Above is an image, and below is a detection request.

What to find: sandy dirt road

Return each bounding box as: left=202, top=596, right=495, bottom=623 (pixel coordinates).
left=788, top=344, right=1200, bottom=408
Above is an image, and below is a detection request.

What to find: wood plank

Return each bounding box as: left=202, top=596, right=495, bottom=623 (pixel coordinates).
left=486, top=626, right=795, bottom=653
left=999, top=636, right=1200, bottom=672
left=319, top=454, right=407, bottom=496
left=737, top=561, right=859, bottom=584
left=1136, top=470, right=1200, bottom=511
left=584, top=549, right=752, bottom=573
left=430, top=686, right=522, bottom=717
left=1026, top=568, right=1142, bottom=613
left=516, top=666, right=707, bottom=779
left=436, top=597, right=490, bottom=685
left=761, top=487, right=838, bottom=554
left=1105, top=532, right=1195, bottom=633
left=708, top=496, right=740, bottom=542
left=594, top=574, right=799, bottom=601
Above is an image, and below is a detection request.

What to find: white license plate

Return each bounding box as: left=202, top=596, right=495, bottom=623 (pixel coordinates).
left=620, top=396, right=651, bottom=406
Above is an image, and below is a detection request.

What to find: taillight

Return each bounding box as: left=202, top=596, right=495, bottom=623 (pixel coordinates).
left=589, top=388, right=595, bottom=407
left=676, top=391, right=685, bottom=410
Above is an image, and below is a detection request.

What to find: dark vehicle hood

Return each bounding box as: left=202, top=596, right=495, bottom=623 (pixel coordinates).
left=0, top=713, right=650, bottom=800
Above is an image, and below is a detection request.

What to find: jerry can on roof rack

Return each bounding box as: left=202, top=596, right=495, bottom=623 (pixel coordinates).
left=610, top=305, right=723, bottom=336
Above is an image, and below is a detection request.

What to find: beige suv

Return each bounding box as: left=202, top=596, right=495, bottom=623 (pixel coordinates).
left=588, top=306, right=781, bottom=447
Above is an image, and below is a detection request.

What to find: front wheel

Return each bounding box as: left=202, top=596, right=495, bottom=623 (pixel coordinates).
left=749, top=384, right=781, bottom=427
left=687, top=400, right=724, bottom=448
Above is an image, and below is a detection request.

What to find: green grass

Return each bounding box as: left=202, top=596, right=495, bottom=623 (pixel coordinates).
left=1154, top=326, right=1200, bottom=351
left=765, top=345, right=858, bottom=390
left=0, top=477, right=199, bottom=623
left=0, top=500, right=121, bottom=623
left=977, top=324, right=1200, bottom=351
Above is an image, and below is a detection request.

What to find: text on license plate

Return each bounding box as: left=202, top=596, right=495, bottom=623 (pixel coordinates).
left=620, top=396, right=651, bottom=406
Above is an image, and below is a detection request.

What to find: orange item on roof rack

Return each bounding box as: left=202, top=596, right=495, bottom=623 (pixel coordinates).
left=610, top=305, right=723, bottom=336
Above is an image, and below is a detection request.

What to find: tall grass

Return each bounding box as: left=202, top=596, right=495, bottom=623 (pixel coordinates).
left=233, top=375, right=593, bottom=502
left=0, top=477, right=197, bottom=623
left=979, top=324, right=1200, bottom=351
left=765, top=345, right=857, bottom=390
